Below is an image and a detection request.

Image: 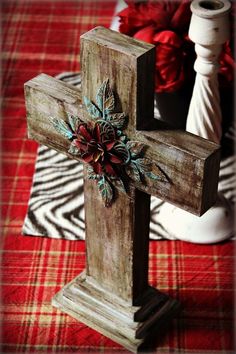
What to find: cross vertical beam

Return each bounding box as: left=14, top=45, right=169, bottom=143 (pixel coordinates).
left=85, top=177, right=150, bottom=303
left=81, top=27, right=155, bottom=304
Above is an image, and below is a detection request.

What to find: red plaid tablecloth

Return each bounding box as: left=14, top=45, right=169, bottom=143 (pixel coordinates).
left=1, top=1, right=235, bottom=353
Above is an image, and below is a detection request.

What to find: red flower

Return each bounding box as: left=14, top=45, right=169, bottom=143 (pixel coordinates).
left=153, top=30, right=186, bottom=92
left=118, top=1, right=192, bottom=92
left=118, top=0, right=234, bottom=92
left=73, top=122, right=127, bottom=176
left=119, top=1, right=191, bottom=35
left=219, top=41, right=235, bottom=85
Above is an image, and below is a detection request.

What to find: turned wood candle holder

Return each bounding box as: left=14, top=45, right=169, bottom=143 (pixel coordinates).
left=157, top=0, right=234, bottom=244
left=186, top=0, right=231, bottom=143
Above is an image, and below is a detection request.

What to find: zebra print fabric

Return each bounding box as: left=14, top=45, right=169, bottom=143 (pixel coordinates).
left=22, top=72, right=235, bottom=240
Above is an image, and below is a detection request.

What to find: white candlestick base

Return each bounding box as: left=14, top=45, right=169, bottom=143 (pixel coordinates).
left=158, top=193, right=234, bottom=244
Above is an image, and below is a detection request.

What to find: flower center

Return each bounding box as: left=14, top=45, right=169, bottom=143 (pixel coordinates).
left=93, top=143, right=105, bottom=162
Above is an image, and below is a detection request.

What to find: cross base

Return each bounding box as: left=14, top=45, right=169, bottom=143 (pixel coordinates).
left=52, top=272, right=180, bottom=353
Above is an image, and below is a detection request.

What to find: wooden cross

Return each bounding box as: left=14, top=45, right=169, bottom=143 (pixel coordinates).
left=24, top=27, right=220, bottom=352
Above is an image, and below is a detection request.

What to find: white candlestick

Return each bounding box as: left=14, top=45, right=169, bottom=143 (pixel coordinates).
left=186, top=0, right=231, bottom=143
left=158, top=0, right=234, bottom=244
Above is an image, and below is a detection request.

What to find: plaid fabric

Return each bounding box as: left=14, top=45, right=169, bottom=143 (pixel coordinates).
left=1, top=1, right=235, bottom=353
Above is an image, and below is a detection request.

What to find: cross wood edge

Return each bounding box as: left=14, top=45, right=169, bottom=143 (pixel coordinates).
left=24, top=73, right=221, bottom=216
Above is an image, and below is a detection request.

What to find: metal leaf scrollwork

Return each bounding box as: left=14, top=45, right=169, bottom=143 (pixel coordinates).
left=96, top=79, right=115, bottom=118
left=107, top=113, right=127, bottom=129
left=68, top=142, right=81, bottom=156
left=126, top=141, right=145, bottom=158
left=97, top=176, right=113, bottom=207
left=52, top=118, right=74, bottom=140
left=52, top=79, right=168, bottom=207
left=83, top=97, right=102, bottom=119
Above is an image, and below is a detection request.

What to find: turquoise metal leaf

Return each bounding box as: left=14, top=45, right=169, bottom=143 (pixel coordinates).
left=107, top=113, right=127, bottom=129
left=146, top=163, right=168, bottom=182
left=135, top=158, right=167, bottom=182
left=104, top=94, right=115, bottom=115
left=125, top=161, right=141, bottom=182
left=111, top=176, right=127, bottom=194
left=95, top=79, right=115, bottom=118
left=67, top=113, right=80, bottom=132
left=113, top=142, right=130, bottom=165
left=84, top=96, right=102, bottom=119
left=68, top=143, right=81, bottom=156
left=52, top=118, right=73, bottom=139
left=126, top=141, right=145, bottom=158
left=96, top=79, right=107, bottom=112
left=87, top=166, right=100, bottom=180
left=145, top=172, right=162, bottom=181
left=98, top=176, right=113, bottom=207
left=119, top=134, right=128, bottom=143
left=103, top=81, right=115, bottom=114
left=97, top=120, right=116, bottom=142
left=134, top=158, right=152, bottom=174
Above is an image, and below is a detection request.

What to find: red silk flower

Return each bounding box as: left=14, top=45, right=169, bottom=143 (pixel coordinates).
left=118, top=0, right=234, bottom=93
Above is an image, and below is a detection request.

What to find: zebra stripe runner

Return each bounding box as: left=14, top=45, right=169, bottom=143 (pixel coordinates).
left=22, top=72, right=235, bottom=240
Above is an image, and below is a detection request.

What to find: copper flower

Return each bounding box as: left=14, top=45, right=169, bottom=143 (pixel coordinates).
left=73, top=121, right=128, bottom=176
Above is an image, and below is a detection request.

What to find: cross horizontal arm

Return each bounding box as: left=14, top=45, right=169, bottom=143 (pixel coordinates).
left=25, top=73, right=220, bottom=216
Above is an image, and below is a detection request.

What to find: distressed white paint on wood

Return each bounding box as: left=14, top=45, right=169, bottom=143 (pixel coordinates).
left=24, top=26, right=221, bottom=352
left=186, top=0, right=231, bottom=144
left=52, top=272, right=179, bottom=353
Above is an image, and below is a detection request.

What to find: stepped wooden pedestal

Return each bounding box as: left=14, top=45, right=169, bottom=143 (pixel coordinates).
left=53, top=272, right=179, bottom=352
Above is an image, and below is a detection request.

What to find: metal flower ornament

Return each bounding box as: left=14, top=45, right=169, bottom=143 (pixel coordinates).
left=52, top=79, right=167, bottom=207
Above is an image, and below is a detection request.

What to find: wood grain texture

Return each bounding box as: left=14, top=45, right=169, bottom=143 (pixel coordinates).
left=52, top=271, right=180, bottom=353
left=79, top=29, right=156, bottom=303
left=80, top=26, right=155, bottom=133
left=25, top=26, right=220, bottom=351
left=84, top=166, right=150, bottom=303
left=25, top=73, right=220, bottom=216
left=25, top=73, right=83, bottom=159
